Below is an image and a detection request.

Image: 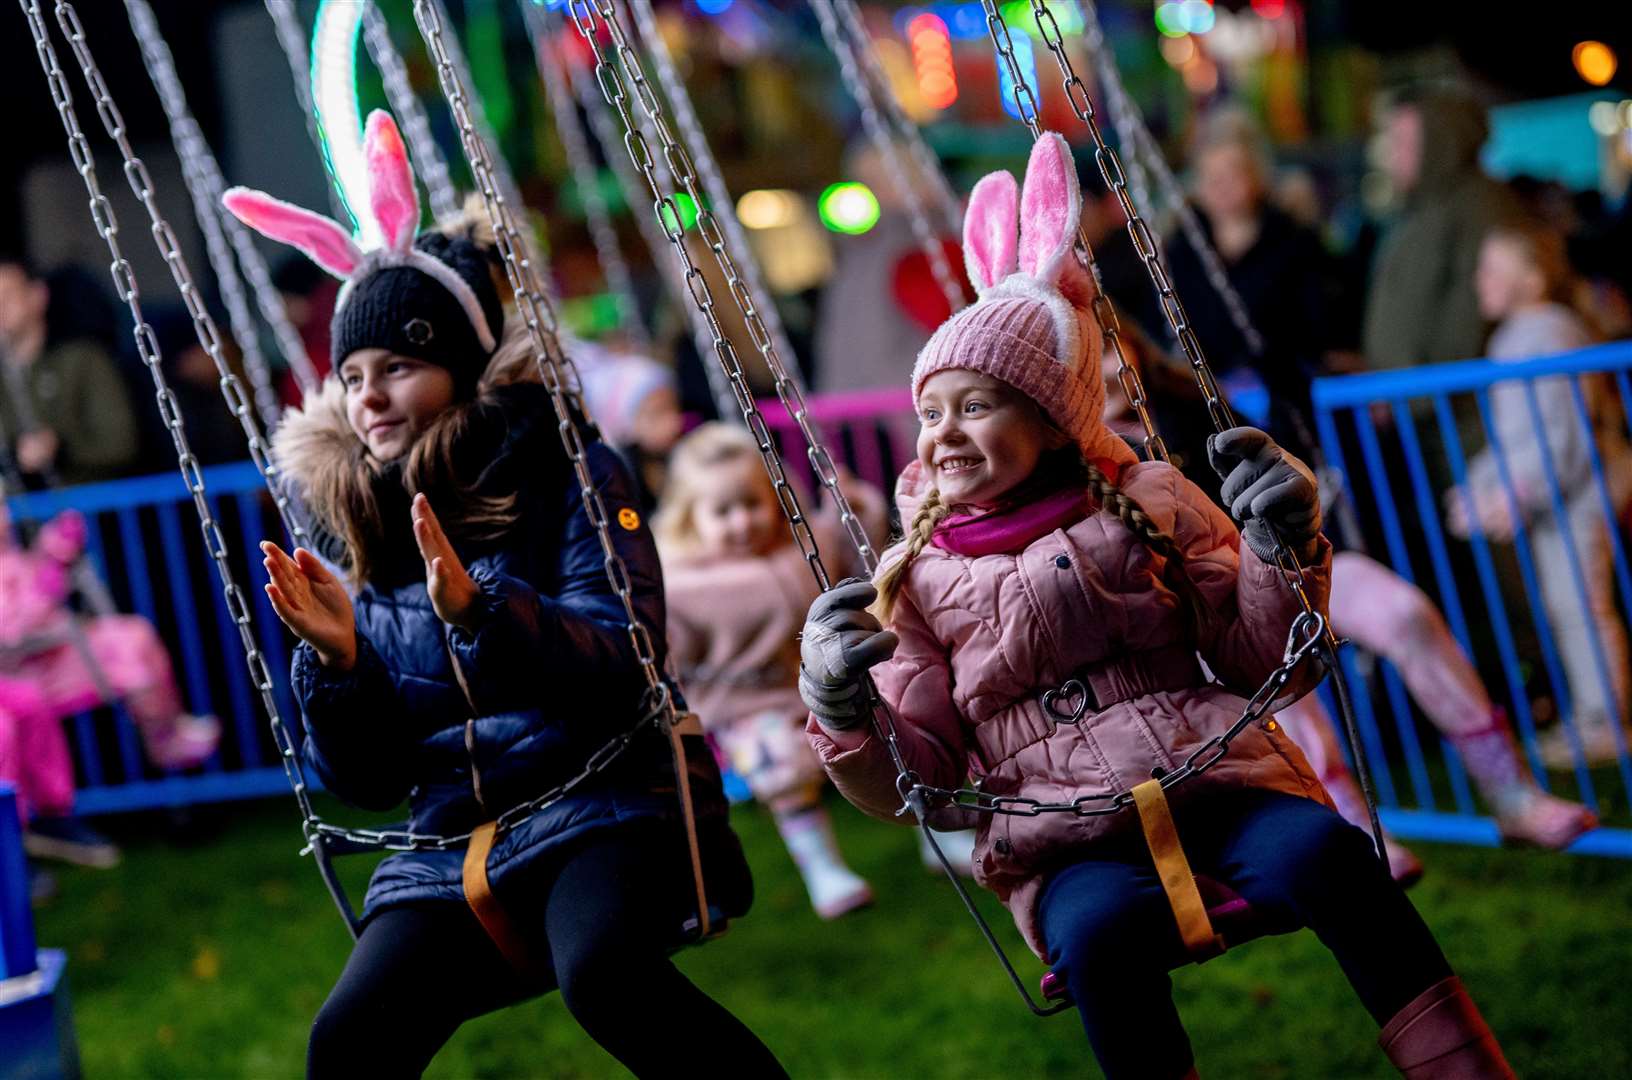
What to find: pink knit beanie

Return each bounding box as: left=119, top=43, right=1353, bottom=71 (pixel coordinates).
left=912, top=134, right=1133, bottom=476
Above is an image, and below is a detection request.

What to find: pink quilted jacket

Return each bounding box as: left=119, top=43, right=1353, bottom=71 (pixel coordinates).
left=807, top=459, right=1333, bottom=958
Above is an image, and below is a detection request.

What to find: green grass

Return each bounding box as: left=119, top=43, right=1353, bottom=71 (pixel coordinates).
left=32, top=795, right=1632, bottom=1079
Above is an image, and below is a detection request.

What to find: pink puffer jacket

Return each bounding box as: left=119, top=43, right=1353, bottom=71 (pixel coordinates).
left=808, top=459, right=1332, bottom=958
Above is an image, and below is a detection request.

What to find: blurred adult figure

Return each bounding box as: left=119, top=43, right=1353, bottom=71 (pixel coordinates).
left=1164, top=108, right=1337, bottom=455
left=1362, top=87, right=1525, bottom=370
left=0, top=255, right=140, bottom=486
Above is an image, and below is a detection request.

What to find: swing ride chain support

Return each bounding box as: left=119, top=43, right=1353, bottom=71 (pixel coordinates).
left=123, top=0, right=283, bottom=432
left=1016, top=0, right=1387, bottom=856
left=1076, top=0, right=1265, bottom=359
left=832, top=0, right=964, bottom=238
left=976, top=5, right=1168, bottom=467
left=520, top=0, right=651, bottom=351
left=808, top=0, right=966, bottom=316
left=40, top=0, right=309, bottom=551
left=19, top=0, right=320, bottom=831
left=900, top=611, right=1326, bottom=817
left=363, top=0, right=462, bottom=222
left=550, top=16, right=741, bottom=423
left=610, top=0, right=881, bottom=580
left=411, top=0, right=675, bottom=719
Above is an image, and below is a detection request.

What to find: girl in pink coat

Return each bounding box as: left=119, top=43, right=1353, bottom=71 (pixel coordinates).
left=0, top=505, right=219, bottom=854
left=797, top=136, right=1511, bottom=1079
left=657, top=422, right=881, bottom=919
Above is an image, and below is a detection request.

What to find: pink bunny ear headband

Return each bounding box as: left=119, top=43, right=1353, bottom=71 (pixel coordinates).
left=223, top=111, right=501, bottom=384
left=911, top=133, right=1107, bottom=451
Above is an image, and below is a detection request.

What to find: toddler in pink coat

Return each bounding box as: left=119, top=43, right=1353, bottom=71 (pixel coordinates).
left=0, top=505, right=219, bottom=853
left=657, top=422, right=883, bottom=919
left=797, top=136, right=1511, bottom=1079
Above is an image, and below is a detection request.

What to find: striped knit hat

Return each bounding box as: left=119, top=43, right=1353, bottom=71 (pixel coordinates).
left=912, top=134, right=1130, bottom=475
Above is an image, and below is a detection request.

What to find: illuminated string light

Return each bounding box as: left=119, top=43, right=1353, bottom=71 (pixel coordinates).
left=736, top=189, right=803, bottom=230
left=908, top=12, right=958, bottom=110
left=1573, top=41, right=1617, bottom=87
left=311, top=0, right=370, bottom=241
left=696, top=0, right=734, bottom=14
left=819, top=182, right=881, bottom=234
left=1156, top=0, right=1216, bottom=37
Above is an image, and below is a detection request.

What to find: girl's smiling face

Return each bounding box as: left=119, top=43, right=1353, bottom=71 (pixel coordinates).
left=690, top=456, right=782, bottom=559
left=916, top=369, right=1066, bottom=509
left=339, top=348, right=456, bottom=460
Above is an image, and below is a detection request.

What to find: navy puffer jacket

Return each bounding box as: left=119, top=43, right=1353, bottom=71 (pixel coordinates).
left=280, top=380, right=749, bottom=928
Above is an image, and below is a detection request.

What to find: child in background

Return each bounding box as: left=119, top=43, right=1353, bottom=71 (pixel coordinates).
left=799, top=136, right=1511, bottom=1078
left=574, top=338, right=684, bottom=508
left=657, top=423, right=882, bottom=918
left=0, top=505, right=219, bottom=867
left=1449, top=221, right=1631, bottom=768
left=1099, top=319, right=1596, bottom=869
left=230, top=112, right=780, bottom=1077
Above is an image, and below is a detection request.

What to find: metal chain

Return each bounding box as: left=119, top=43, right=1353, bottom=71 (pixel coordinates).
left=977, top=4, right=1168, bottom=465
left=124, top=0, right=280, bottom=431
left=554, top=15, right=739, bottom=421
left=832, top=0, right=963, bottom=238
left=609, top=0, right=879, bottom=574
left=364, top=0, right=461, bottom=221
left=136, top=0, right=319, bottom=398
left=906, top=612, right=1324, bottom=817
left=21, top=0, right=322, bottom=852
left=411, top=0, right=671, bottom=717
left=1017, top=0, right=1384, bottom=854
left=264, top=0, right=352, bottom=225
left=520, top=0, right=650, bottom=349
left=809, top=0, right=965, bottom=315
left=1076, top=0, right=1264, bottom=359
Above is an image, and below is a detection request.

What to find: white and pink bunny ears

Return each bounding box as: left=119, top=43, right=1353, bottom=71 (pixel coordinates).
left=960, top=132, right=1093, bottom=370
left=222, top=110, right=496, bottom=353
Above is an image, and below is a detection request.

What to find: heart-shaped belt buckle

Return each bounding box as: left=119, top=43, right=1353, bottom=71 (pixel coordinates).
left=1042, top=678, right=1093, bottom=726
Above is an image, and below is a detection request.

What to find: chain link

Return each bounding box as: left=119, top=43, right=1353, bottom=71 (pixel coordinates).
left=905, top=613, right=1324, bottom=817
left=520, top=0, right=650, bottom=350
left=364, top=0, right=461, bottom=221
left=1075, top=0, right=1264, bottom=359
left=979, top=3, right=1168, bottom=465
left=832, top=0, right=963, bottom=238
left=809, top=0, right=965, bottom=316
left=22, top=0, right=321, bottom=835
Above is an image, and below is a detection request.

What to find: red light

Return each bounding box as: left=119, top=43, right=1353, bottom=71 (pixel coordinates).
left=1251, top=0, right=1287, bottom=18
left=907, top=12, right=957, bottom=110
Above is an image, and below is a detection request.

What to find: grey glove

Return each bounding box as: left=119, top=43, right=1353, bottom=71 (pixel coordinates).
left=1208, top=426, right=1322, bottom=563
left=799, top=579, right=899, bottom=732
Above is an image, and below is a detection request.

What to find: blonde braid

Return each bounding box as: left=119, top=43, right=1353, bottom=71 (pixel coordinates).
left=1083, top=461, right=1222, bottom=642
left=871, top=488, right=949, bottom=625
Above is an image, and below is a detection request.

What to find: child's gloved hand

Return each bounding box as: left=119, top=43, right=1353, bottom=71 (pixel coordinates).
left=799, top=579, right=898, bottom=732
left=261, top=541, right=357, bottom=671
left=1208, top=426, right=1322, bottom=563
left=411, top=494, right=480, bottom=631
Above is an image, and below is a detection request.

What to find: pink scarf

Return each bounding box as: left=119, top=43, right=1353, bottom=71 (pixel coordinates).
left=932, top=487, right=1090, bottom=557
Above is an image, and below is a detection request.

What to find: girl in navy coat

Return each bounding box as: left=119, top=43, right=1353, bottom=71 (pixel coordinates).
left=227, top=112, right=780, bottom=1078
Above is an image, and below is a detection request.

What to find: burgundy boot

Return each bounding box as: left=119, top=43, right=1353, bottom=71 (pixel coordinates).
left=1379, top=977, right=1515, bottom=1079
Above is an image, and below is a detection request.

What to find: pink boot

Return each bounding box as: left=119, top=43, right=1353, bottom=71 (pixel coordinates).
left=1452, top=713, right=1596, bottom=850
left=1379, top=977, right=1514, bottom=1079
left=140, top=712, right=221, bottom=771
left=776, top=806, right=873, bottom=920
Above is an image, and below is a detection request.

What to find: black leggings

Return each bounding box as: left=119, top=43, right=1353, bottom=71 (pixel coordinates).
left=307, top=827, right=785, bottom=1078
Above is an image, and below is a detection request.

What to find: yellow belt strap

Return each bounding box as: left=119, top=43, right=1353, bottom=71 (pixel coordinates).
left=462, top=822, right=532, bottom=971
left=1130, top=779, right=1224, bottom=960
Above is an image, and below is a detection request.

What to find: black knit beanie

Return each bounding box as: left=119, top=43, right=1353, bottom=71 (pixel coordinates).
left=331, top=231, right=504, bottom=399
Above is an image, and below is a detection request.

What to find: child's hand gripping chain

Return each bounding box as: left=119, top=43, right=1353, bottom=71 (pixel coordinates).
left=1207, top=426, right=1323, bottom=564
left=798, top=580, right=898, bottom=732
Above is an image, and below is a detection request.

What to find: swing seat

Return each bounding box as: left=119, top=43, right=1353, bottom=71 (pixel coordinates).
left=1039, top=875, right=1271, bottom=1004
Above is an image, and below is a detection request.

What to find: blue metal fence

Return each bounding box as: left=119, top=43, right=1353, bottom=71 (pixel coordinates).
left=4, top=463, right=301, bottom=815
left=1312, top=341, right=1632, bottom=858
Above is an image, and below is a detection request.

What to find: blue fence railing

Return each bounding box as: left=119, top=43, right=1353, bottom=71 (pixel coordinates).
left=4, top=462, right=302, bottom=815
left=1312, top=340, right=1632, bottom=858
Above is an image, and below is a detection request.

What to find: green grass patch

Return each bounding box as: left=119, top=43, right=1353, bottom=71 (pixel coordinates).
left=32, top=796, right=1632, bottom=1078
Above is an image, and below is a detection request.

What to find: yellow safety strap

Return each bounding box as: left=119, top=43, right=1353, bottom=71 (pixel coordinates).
left=462, top=821, right=532, bottom=971
left=1130, top=779, right=1224, bottom=961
